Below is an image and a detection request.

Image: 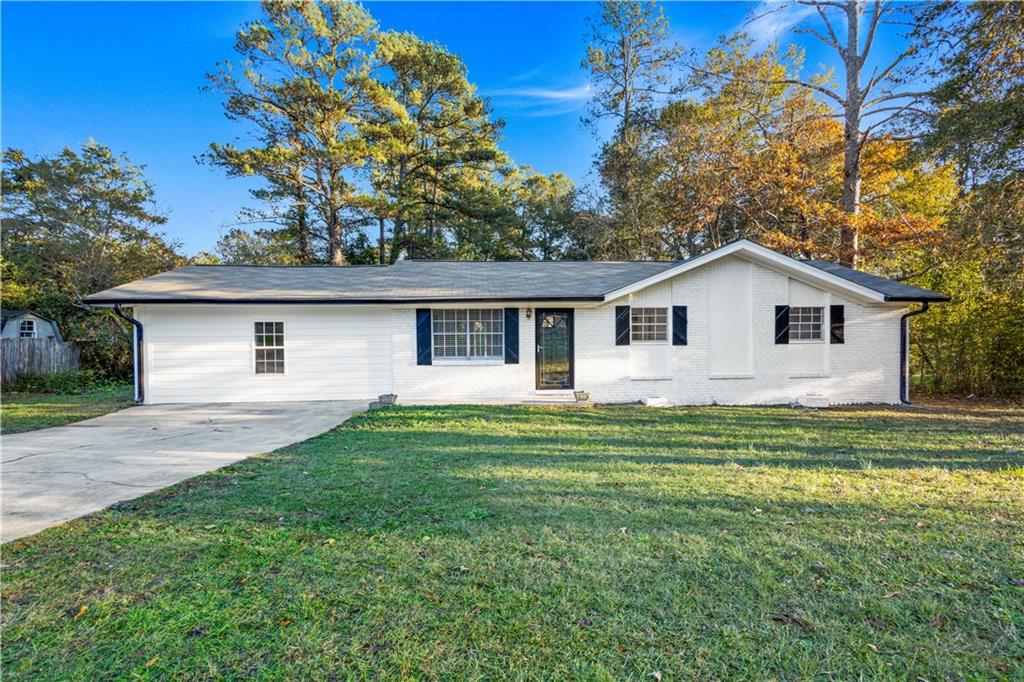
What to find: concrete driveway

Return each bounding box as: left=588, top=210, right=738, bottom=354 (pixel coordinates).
left=1, top=400, right=366, bottom=543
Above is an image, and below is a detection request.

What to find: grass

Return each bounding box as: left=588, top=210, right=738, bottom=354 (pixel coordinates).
left=0, top=385, right=134, bottom=434
left=2, top=402, right=1022, bottom=680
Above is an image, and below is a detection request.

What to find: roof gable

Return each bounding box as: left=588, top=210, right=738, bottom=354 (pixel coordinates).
left=602, top=240, right=948, bottom=304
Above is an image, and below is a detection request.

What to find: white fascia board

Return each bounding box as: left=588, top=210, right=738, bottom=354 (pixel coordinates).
left=601, top=240, right=886, bottom=304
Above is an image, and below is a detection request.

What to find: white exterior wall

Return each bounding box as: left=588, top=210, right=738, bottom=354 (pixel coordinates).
left=571, top=256, right=905, bottom=405
left=136, top=304, right=392, bottom=404
left=392, top=256, right=906, bottom=406
left=135, top=256, right=906, bottom=406
left=391, top=306, right=538, bottom=402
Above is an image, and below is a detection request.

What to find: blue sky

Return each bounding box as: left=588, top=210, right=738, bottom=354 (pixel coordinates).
left=1, top=1, right=907, bottom=254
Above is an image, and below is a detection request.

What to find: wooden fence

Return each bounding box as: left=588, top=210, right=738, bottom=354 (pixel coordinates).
left=1, top=338, right=80, bottom=387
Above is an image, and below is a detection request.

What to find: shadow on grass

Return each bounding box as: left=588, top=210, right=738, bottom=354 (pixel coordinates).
left=2, top=404, right=1021, bottom=680
left=77, top=403, right=1021, bottom=536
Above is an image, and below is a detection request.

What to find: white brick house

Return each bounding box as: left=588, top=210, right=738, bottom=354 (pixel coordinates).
left=84, top=240, right=947, bottom=406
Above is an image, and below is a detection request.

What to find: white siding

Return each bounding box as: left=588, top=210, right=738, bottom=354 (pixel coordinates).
left=137, top=305, right=391, bottom=404
left=137, top=256, right=906, bottom=406
left=392, top=307, right=537, bottom=402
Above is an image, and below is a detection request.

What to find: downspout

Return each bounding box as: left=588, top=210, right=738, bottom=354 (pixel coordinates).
left=899, top=302, right=929, bottom=404
left=113, top=304, right=144, bottom=404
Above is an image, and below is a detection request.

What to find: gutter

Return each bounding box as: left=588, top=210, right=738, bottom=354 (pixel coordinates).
left=885, top=295, right=951, bottom=303
left=113, top=304, right=144, bottom=404
left=83, top=295, right=608, bottom=306
left=899, top=302, right=930, bottom=404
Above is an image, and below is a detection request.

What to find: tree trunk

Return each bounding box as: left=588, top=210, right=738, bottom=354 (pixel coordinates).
left=295, top=187, right=309, bottom=263
left=328, top=184, right=344, bottom=265
left=378, top=216, right=386, bottom=265
left=840, top=0, right=863, bottom=268
left=291, top=138, right=310, bottom=263
left=329, top=211, right=343, bottom=265
left=397, top=158, right=412, bottom=259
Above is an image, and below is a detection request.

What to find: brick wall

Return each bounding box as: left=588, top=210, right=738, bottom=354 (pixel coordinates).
left=392, top=256, right=907, bottom=405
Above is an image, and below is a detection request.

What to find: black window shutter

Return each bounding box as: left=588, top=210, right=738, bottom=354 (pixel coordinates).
left=830, top=304, right=845, bottom=344
left=615, top=305, right=631, bottom=345
left=774, top=305, right=790, bottom=344
left=672, top=305, right=688, bottom=345
left=504, top=308, right=519, bottom=364
left=415, top=309, right=432, bottom=365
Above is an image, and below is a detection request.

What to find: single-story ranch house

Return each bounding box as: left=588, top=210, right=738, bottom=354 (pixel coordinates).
left=84, top=240, right=947, bottom=406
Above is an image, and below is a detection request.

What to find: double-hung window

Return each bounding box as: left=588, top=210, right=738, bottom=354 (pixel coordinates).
left=789, top=307, right=823, bottom=341
left=630, top=307, right=668, bottom=342
left=18, top=320, right=36, bottom=338
left=432, top=309, right=503, bottom=361
left=254, top=321, right=285, bottom=374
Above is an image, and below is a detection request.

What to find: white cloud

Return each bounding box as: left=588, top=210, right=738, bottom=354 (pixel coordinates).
left=506, top=65, right=547, bottom=84
left=489, top=82, right=593, bottom=117
left=743, top=1, right=817, bottom=48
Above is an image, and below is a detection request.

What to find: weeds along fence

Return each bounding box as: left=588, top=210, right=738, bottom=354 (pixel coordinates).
left=1, top=338, right=80, bottom=387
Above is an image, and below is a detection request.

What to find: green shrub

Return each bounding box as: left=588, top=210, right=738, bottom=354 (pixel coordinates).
left=8, top=370, right=127, bottom=395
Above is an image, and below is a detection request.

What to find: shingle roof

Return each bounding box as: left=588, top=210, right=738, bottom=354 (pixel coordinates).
left=83, top=260, right=681, bottom=304
left=83, top=242, right=948, bottom=305
left=803, top=260, right=950, bottom=302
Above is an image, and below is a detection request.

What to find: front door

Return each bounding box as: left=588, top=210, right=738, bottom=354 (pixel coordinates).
left=535, top=309, right=574, bottom=390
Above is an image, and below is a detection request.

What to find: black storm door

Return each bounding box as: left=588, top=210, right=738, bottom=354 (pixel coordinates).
left=535, top=309, right=574, bottom=389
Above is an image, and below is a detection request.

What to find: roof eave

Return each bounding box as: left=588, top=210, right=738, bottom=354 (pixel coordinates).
left=83, top=295, right=607, bottom=306
left=602, top=239, right=888, bottom=304
left=884, top=294, right=951, bottom=303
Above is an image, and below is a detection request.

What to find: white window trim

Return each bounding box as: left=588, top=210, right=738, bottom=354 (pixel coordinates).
left=431, top=358, right=505, bottom=367
left=788, top=306, right=825, bottom=344
left=431, top=308, right=505, bottom=363
left=18, top=319, right=37, bottom=338
left=252, top=320, right=287, bottom=376
left=629, top=307, right=669, bottom=344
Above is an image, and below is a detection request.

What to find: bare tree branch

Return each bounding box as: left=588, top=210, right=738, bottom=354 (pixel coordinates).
left=860, top=0, right=885, bottom=68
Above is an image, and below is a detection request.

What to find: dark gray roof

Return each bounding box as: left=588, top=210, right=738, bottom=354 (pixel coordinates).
left=803, top=260, right=950, bottom=302
left=83, top=259, right=681, bottom=304
left=83, top=241, right=949, bottom=305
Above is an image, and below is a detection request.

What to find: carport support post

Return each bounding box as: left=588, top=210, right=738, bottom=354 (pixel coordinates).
left=114, top=305, right=144, bottom=404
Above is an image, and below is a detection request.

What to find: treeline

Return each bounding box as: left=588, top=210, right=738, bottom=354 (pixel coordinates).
left=2, top=1, right=1021, bottom=395
left=198, top=1, right=581, bottom=265
left=2, top=144, right=184, bottom=376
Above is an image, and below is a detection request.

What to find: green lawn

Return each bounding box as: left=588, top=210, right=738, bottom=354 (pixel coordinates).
left=0, top=386, right=134, bottom=434
left=2, top=403, right=1021, bottom=679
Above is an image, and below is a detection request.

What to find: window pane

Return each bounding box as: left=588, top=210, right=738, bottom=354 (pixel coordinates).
left=631, top=307, right=668, bottom=342
left=255, top=322, right=285, bottom=372
left=789, top=307, right=822, bottom=340
left=432, top=309, right=503, bottom=359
